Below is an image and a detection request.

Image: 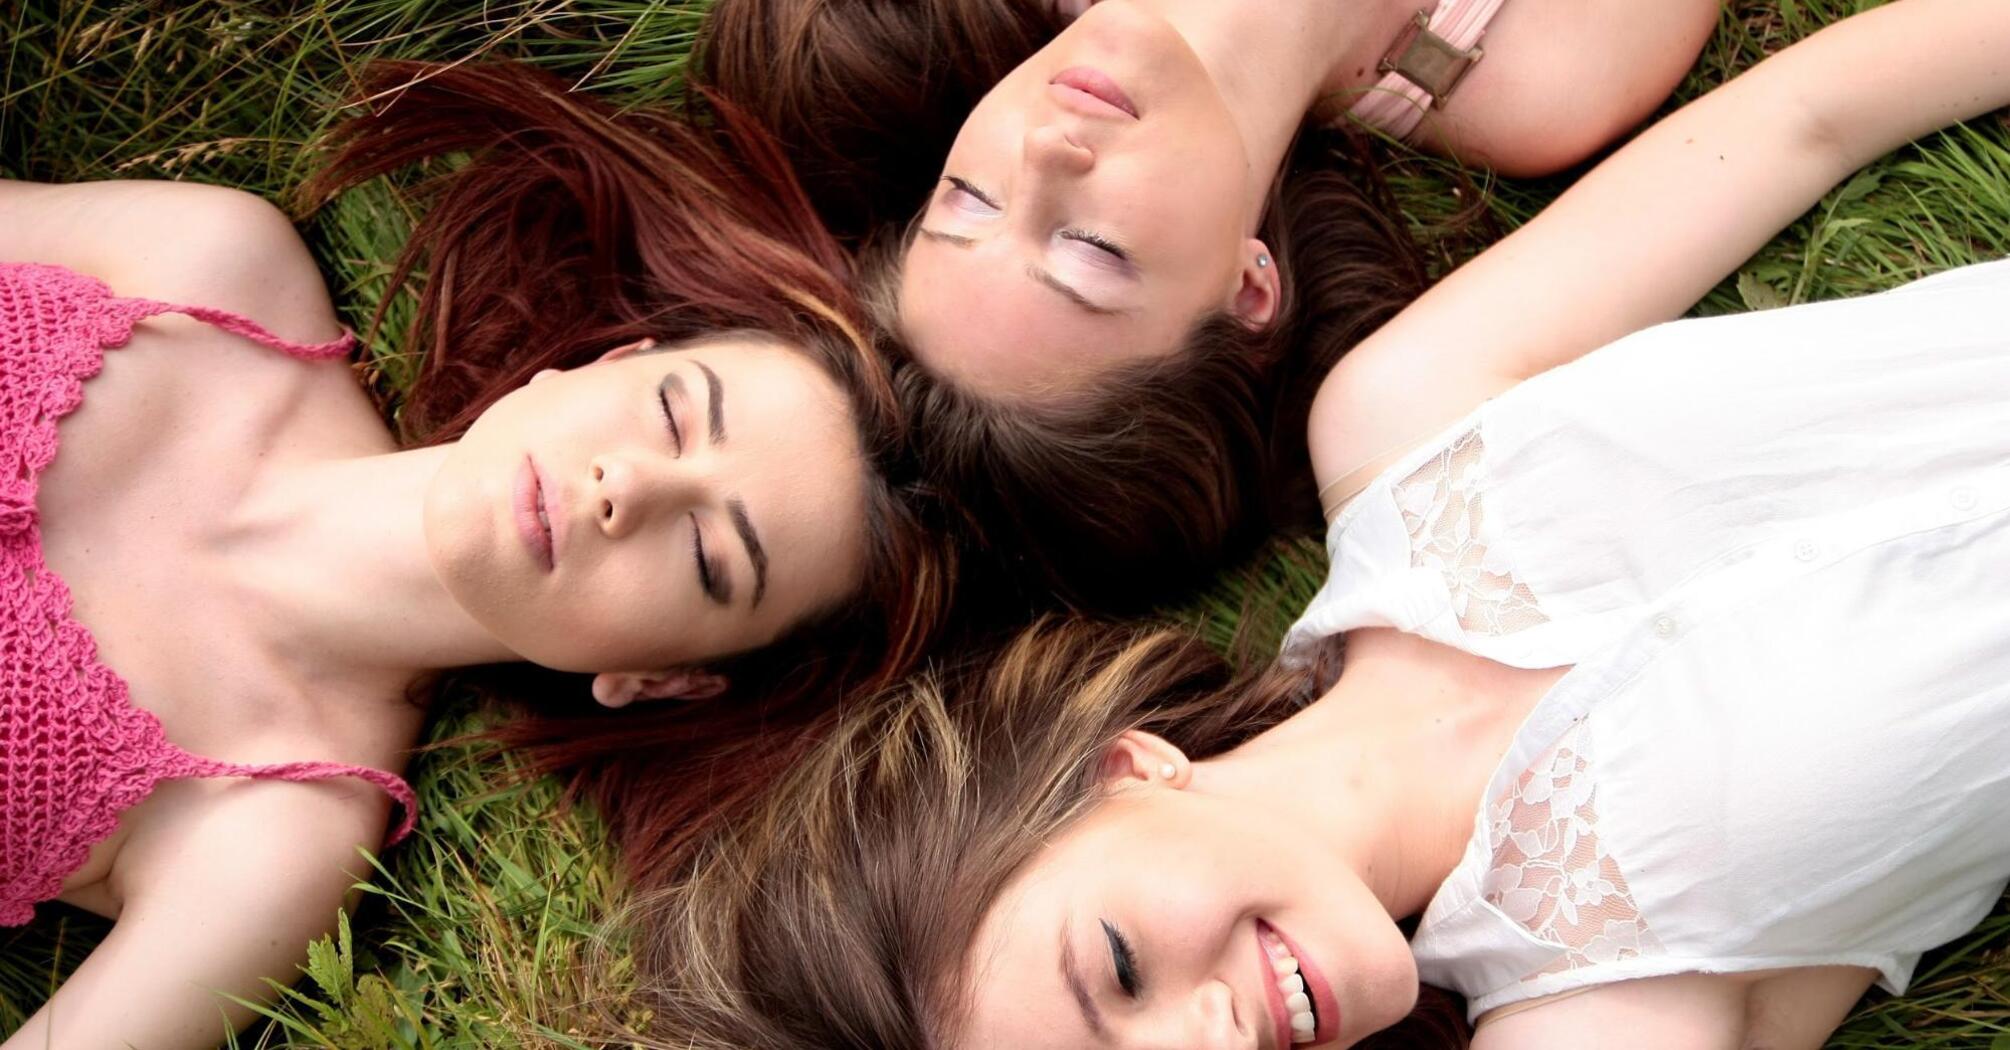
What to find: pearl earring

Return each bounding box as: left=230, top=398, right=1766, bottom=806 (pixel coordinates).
left=1256, top=254, right=1271, bottom=269
left=1159, top=763, right=1178, bottom=780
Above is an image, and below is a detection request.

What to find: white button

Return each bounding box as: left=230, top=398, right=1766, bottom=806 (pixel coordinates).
left=1654, top=616, right=1677, bottom=637
left=1794, top=540, right=1819, bottom=562
left=1951, top=486, right=1979, bottom=511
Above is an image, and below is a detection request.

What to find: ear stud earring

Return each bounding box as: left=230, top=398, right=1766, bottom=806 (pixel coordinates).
left=1256, top=254, right=1271, bottom=269
left=1159, top=763, right=1178, bottom=780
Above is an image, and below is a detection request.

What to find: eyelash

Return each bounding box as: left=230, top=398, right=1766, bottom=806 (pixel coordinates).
left=659, top=388, right=684, bottom=454
left=1062, top=228, right=1129, bottom=263
left=1101, top=919, right=1142, bottom=998
left=941, top=175, right=1001, bottom=210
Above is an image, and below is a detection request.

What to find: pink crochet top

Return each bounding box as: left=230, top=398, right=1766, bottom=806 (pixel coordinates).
left=0, top=262, right=417, bottom=927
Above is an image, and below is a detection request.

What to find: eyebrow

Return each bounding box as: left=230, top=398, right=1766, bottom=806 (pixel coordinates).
left=728, top=497, right=767, bottom=608
left=917, top=227, right=976, bottom=249
left=683, top=357, right=766, bottom=608
left=1025, top=265, right=1124, bottom=316
left=916, top=228, right=1123, bottom=317
left=1061, top=924, right=1108, bottom=1038
left=695, top=359, right=725, bottom=442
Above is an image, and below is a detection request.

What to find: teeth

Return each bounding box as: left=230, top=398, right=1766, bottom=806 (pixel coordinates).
left=1260, top=926, right=1319, bottom=1044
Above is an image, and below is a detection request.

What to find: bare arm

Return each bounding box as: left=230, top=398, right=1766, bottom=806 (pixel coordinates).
left=2, top=789, right=380, bottom=1050
left=1310, top=0, right=2010, bottom=509
left=1414, top=0, right=1723, bottom=176
left=1470, top=968, right=1873, bottom=1050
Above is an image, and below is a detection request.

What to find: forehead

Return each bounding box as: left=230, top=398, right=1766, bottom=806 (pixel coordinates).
left=957, top=796, right=1165, bottom=1050
left=961, top=854, right=1095, bottom=1050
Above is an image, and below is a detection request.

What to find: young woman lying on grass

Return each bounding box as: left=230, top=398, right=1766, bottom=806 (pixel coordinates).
left=0, top=62, right=954, bottom=1049
left=640, top=0, right=2010, bottom=1046
left=686, top=0, right=1720, bottom=613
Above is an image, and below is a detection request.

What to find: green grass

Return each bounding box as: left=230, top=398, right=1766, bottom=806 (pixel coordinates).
left=5, top=0, right=2010, bottom=1046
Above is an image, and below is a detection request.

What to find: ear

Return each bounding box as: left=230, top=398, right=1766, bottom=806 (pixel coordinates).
left=595, top=336, right=659, bottom=365
left=1228, top=238, right=1281, bottom=330
left=590, top=667, right=729, bottom=709
left=1096, top=730, right=1192, bottom=790
left=528, top=367, right=562, bottom=385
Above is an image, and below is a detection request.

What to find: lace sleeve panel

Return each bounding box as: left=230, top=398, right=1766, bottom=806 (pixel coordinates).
left=1394, top=428, right=1551, bottom=637
left=1480, top=722, right=1663, bottom=981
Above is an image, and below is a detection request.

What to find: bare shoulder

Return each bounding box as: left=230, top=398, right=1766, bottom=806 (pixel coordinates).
left=1470, top=967, right=1875, bottom=1050
left=1416, top=0, right=1722, bottom=175
left=0, top=179, right=339, bottom=342
left=111, top=771, right=397, bottom=914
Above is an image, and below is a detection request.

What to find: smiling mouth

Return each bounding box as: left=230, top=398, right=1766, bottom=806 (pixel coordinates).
left=1259, top=920, right=1331, bottom=1046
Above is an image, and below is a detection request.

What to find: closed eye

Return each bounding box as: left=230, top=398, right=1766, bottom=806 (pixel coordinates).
left=1101, top=919, right=1141, bottom=998
left=1061, top=228, right=1129, bottom=265
left=941, top=175, right=1002, bottom=212
left=658, top=383, right=684, bottom=454
left=690, top=513, right=728, bottom=604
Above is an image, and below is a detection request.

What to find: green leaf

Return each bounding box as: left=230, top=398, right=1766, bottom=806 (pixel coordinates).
left=1737, top=271, right=1788, bottom=311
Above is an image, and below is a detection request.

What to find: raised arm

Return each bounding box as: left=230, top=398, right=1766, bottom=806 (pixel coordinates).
left=1309, top=0, right=2010, bottom=509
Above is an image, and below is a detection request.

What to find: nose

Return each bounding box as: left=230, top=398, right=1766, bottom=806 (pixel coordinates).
left=1183, top=979, right=1251, bottom=1050
left=589, top=450, right=702, bottom=539
left=1024, top=123, right=1096, bottom=178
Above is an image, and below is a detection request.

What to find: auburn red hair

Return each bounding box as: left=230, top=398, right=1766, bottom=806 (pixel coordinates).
left=298, top=60, right=957, bottom=884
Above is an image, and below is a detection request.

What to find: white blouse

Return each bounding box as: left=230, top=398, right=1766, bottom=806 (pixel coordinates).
left=1282, top=258, right=2010, bottom=1019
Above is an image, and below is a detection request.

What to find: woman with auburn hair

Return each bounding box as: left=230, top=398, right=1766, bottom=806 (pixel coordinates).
left=637, top=3, right=2010, bottom=1046
left=0, top=60, right=951, bottom=1047
left=692, top=0, right=1722, bottom=610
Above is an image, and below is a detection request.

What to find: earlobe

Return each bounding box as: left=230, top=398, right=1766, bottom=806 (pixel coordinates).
left=1097, top=730, right=1192, bottom=789
left=1230, top=238, right=1281, bottom=330
left=591, top=668, right=729, bottom=708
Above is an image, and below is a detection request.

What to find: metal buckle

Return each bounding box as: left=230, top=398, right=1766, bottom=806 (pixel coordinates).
left=1378, top=10, right=1485, bottom=108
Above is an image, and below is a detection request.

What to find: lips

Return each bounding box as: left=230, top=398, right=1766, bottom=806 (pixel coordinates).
left=1257, top=919, right=1341, bottom=1047
left=513, top=456, right=555, bottom=573
left=1050, top=65, right=1139, bottom=119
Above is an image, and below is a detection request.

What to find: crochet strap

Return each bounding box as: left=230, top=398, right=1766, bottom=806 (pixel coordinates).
left=115, top=297, right=355, bottom=361
left=157, top=752, right=418, bottom=845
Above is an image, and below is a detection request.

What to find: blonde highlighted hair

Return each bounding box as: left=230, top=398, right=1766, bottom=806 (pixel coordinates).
left=625, top=618, right=1307, bottom=1048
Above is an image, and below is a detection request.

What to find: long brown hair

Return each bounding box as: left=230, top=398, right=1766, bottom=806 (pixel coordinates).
left=875, top=129, right=1429, bottom=613
left=298, top=60, right=958, bottom=881
left=630, top=617, right=1468, bottom=1048
left=693, top=0, right=1066, bottom=243
left=696, top=0, right=1430, bottom=611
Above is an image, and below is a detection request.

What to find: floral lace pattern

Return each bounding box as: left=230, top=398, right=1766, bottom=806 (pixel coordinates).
left=1481, top=722, right=1661, bottom=980
left=1395, top=429, right=1550, bottom=636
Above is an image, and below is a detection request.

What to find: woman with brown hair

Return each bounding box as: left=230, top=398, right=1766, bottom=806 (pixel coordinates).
left=693, top=0, right=1719, bottom=611
left=0, top=61, right=954, bottom=1048
left=634, top=3, right=2010, bottom=1046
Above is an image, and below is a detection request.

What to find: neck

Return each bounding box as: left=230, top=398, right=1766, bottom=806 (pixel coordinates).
left=220, top=444, right=517, bottom=681
left=1200, top=629, right=1547, bottom=920
left=1135, top=0, right=1418, bottom=220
